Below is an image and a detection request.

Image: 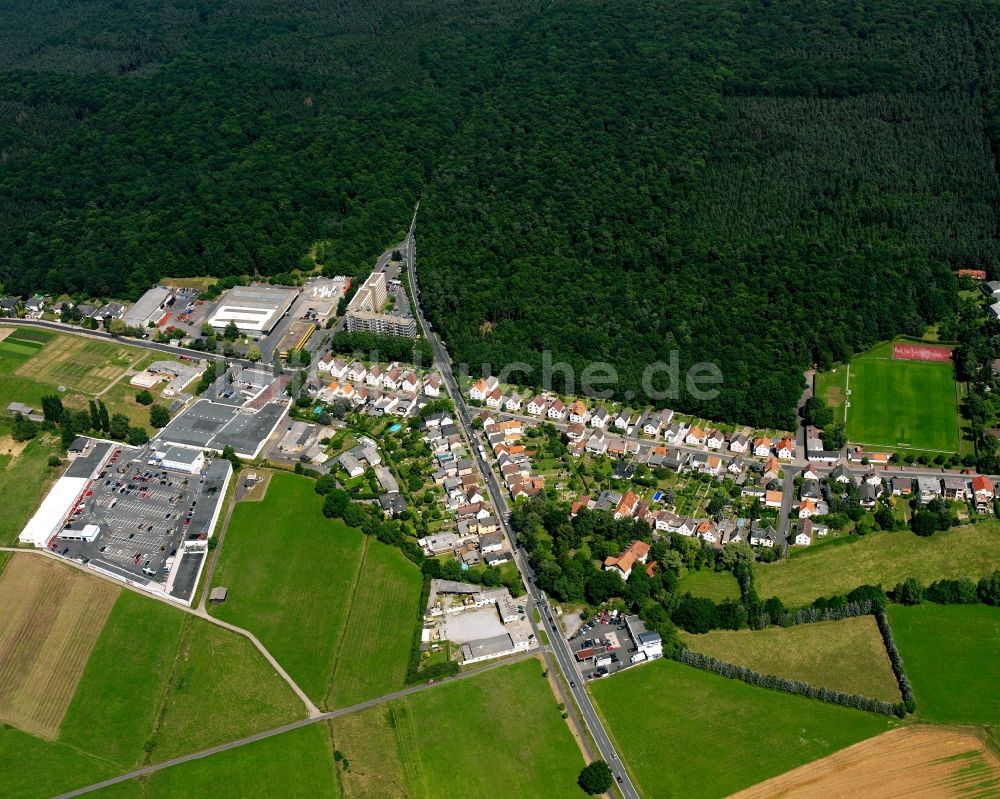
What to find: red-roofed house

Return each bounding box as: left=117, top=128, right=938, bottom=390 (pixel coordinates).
left=603, top=540, right=650, bottom=580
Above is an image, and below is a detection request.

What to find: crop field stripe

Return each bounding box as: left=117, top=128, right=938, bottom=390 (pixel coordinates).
left=323, top=537, right=371, bottom=709
left=0, top=555, right=118, bottom=739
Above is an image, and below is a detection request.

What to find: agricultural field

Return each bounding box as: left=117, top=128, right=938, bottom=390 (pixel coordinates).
left=591, top=659, right=894, bottom=799
left=755, top=524, right=1000, bottom=606
left=0, top=435, right=62, bottom=545
left=17, top=334, right=140, bottom=394
left=730, top=727, right=1000, bottom=799
left=59, top=591, right=186, bottom=769
left=0, top=554, right=309, bottom=797
left=210, top=472, right=422, bottom=709
left=888, top=603, right=1000, bottom=728
left=680, top=616, right=900, bottom=703
left=0, top=555, right=118, bottom=739
left=325, top=541, right=423, bottom=709
left=677, top=568, right=741, bottom=602
left=152, top=615, right=307, bottom=761
left=0, top=326, right=61, bottom=411
left=329, top=658, right=585, bottom=799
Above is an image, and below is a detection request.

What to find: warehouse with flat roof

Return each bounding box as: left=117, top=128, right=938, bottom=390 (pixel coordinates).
left=208, top=285, right=298, bottom=338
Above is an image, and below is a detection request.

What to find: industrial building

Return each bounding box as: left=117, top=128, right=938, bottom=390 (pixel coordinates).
left=207, top=284, right=298, bottom=338
left=345, top=272, right=417, bottom=337
left=123, top=286, right=175, bottom=329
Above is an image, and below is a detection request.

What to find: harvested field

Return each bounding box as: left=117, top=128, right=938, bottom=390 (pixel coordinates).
left=728, top=726, right=1000, bottom=799
left=0, top=555, right=118, bottom=738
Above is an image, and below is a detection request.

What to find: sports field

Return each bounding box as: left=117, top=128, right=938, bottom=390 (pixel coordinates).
left=0, top=555, right=118, bottom=739
left=680, top=616, right=900, bottom=702
left=210, top=472, right=422, bottom=709
left=755, top=523, right=1000, bottom=606
left=329, top=658, right=585, bottom=799
left=888, top=603, right=1000, bottom=727
left=677, top=568, right=741, bottom=601
left=845, top=356, right=960, bottom=452
left=591, top=659, right=894, bottom=799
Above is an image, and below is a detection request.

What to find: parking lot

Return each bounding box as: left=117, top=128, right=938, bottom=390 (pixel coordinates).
left=568, top=612, right=632, bottom=680
left=54, top=444, right=226, bottom=586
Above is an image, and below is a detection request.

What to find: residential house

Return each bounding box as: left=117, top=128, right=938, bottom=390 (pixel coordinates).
left=591, top=407, right=609, bottom=428
left=317, top=354, right=335, bottom=373
left=603, top=540, right=650, bottom=580
left=547, top=399, right=566, bottom=420
left=366, top=365, right=383, bottom=387
left=800, top=480, right=822, bottom=500
left=478, top=532, right=504, bottom=554
left=569, top=400, right=590, bottom=425
left=729, top=434, right=749, bottom=454
left=942, top=477, right=970, bottom=502
left=348, top=361, right=367, bottom=383
left=753, top=437, right=772, bottom=458
left=891, top=476, right=913, bottom=496
left=749, top=521, right=780, bottom=548
left=382, top=367, right=402, bottom=391
left=424, top=373, right=442, bottom=397
left=917, top=477, right=942, bottom=502
left=775, top=438, right=795, bottom=460
left=859, top=483, right=879, bottom=509
left=794, top=520, right=814, bottom=546
left=830, top=465, right=853, bottom=484
left=613, top=490, right=640, bottom=520
left=706, top=429, right=725, bottom=450
left=642, top=413, right=662, bottom=438
left=764, top=490, right=783, bottom=509
left=505, top=392, right=522, bottom=412
left=485, top=388, right=504, bottom=409
left=685, top=425, right=706, bottom=446
left=798, top=498, right=818, bottom=518
left=527, top=396, right=547, bottom=416
left=972, top=475, right=995, bottom=512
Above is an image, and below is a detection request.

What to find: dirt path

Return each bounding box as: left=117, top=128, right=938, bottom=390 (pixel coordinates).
left=728, top=726, right=1000, bottom=799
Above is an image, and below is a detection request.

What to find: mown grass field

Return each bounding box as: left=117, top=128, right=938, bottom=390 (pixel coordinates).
left=60, top=591, right=186, bottom=769
left=677, top=568, right=741, bottom=601
left=888, top=603, right=1000, bottom=728
left=0, top=435, right=61, bottom=545
left=591, top=659, right=895, bottom=799
left=0, top=555, right=119, bottom=739
left=0, top=329, right=61, bottom=411
left=845, top=356, right=960, bottom=452
left=152, top=616, right=306, bottom=761
left=209, top=473, right=366, bottom=703
left=211, top=472, right=422, bottom=710
left=325, top=541, right=423, bottom=708
left=329, top=658, right=585, bottom=799
left=680, top=616, right=900, bottom=703
left=755, top=524, right=1000, bottom=606
left=0, top=725, right=117, bottom=799
left=142, top=722, right=340, bottom=798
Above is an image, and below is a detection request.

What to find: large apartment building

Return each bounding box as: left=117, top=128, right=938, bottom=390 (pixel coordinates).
left=345, top=272, right=417, bottom=337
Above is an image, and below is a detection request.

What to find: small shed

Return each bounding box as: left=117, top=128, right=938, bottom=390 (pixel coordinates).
left=209, top=586, right=228, bottom=604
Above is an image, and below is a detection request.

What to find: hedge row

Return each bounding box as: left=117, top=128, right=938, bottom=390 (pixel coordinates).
left=677, top=649, right=906, bottom=718
left=873, top=608, right=916, bottom=713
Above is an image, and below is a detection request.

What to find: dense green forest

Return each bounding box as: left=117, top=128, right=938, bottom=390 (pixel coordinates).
left=1, top=1, right=999, bottom=426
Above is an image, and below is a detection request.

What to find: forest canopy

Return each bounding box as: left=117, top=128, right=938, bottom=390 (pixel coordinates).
left=1, top=0, right=999, bottom=427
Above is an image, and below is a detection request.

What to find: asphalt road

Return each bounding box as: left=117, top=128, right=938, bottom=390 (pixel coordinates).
left=405, top=207, right=640, bottom=797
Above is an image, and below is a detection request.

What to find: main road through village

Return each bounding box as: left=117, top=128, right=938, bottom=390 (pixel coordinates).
left=404, top=208, right=641, bottom=799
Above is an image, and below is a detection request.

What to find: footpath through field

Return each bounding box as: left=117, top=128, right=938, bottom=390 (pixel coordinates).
left=52, top=651, right=537, bottom=798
